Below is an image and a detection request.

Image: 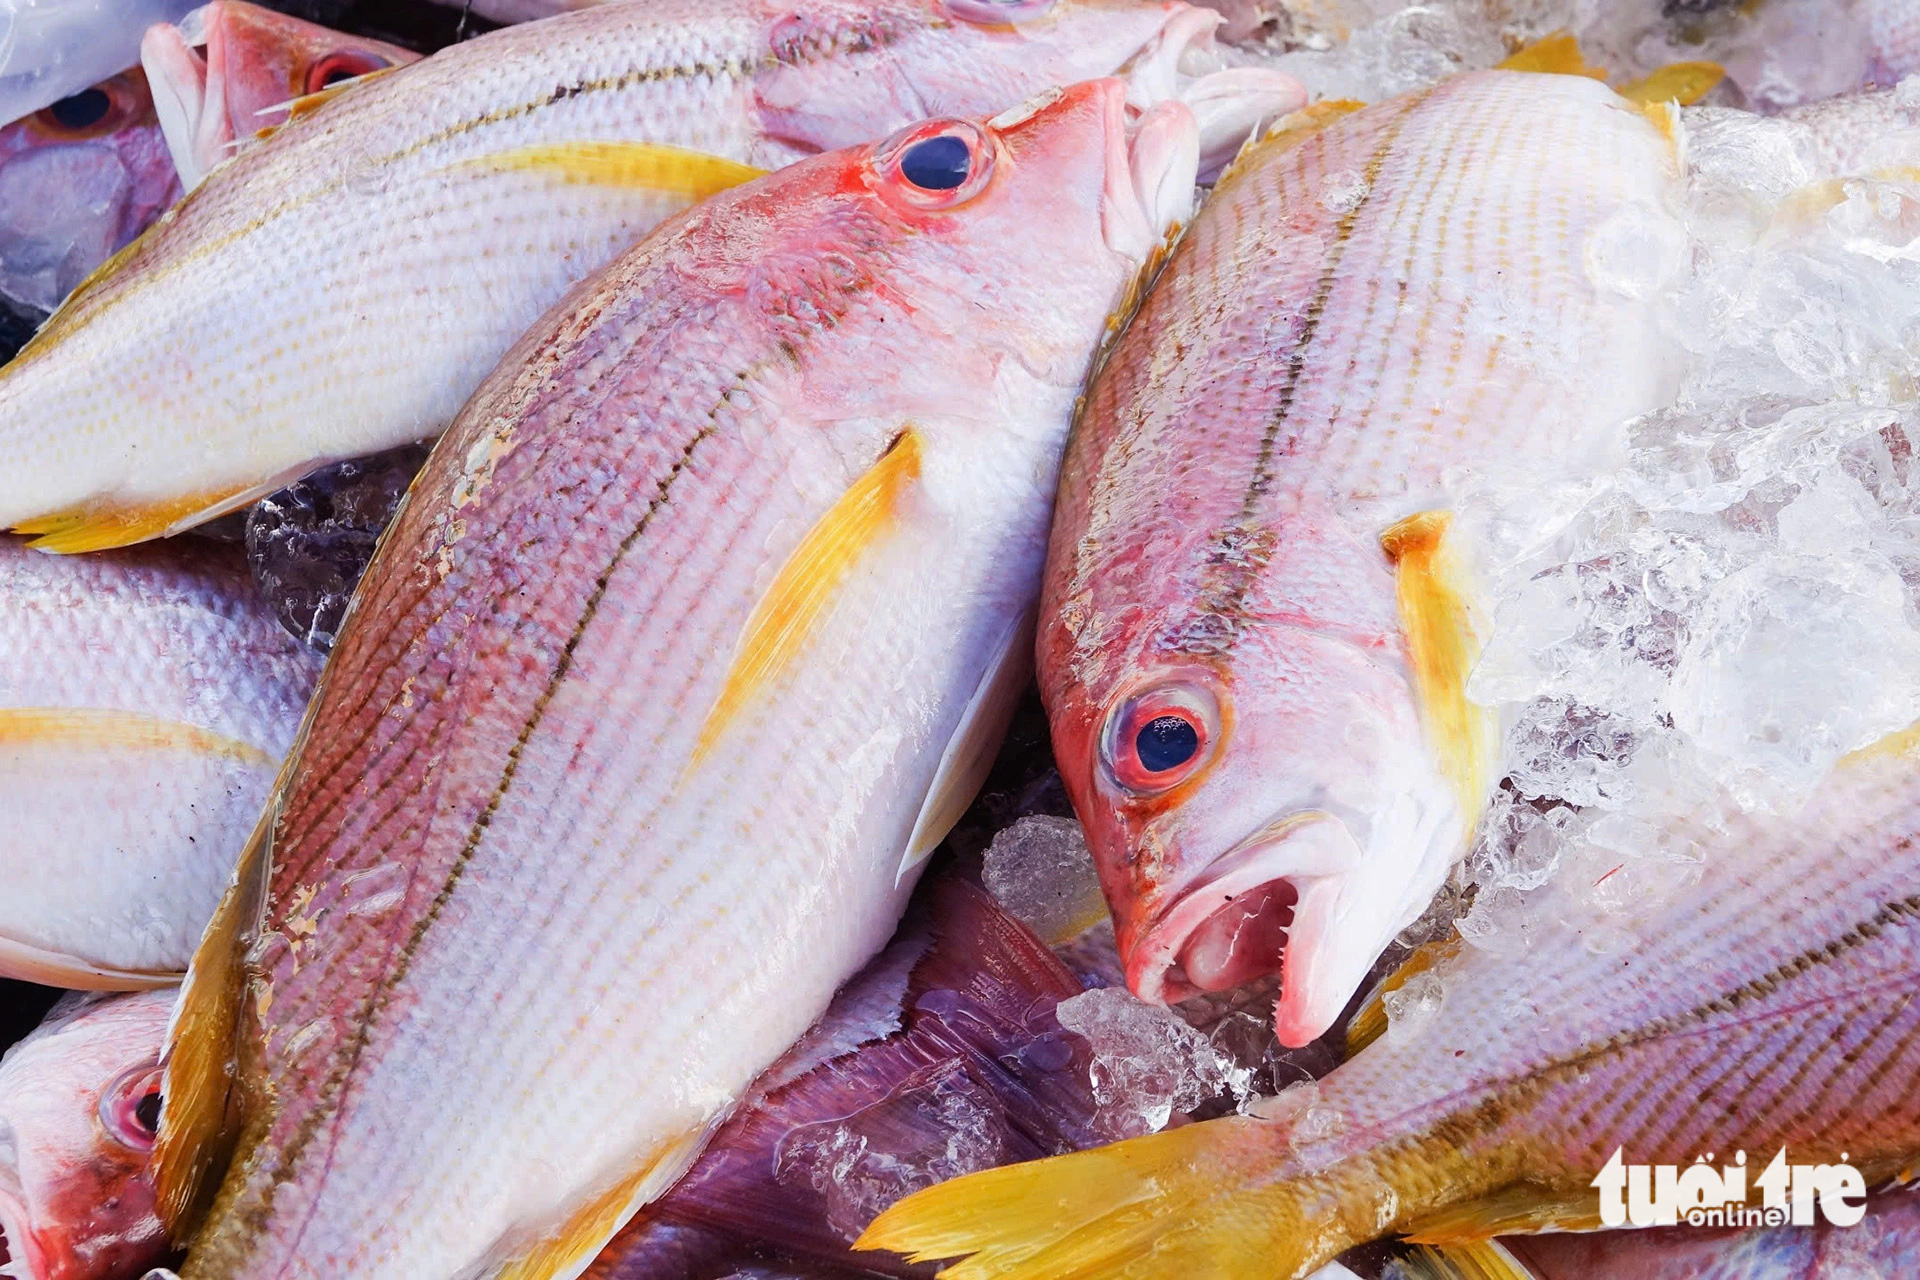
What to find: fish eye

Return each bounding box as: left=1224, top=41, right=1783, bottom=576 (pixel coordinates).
left=945, top=0, right=1056, bottom=24
left=1103, top=682, right=1221, bottom=795
left=29, top=73, right=147, bottom=140
left=873, top=121, right=995, bottom=210
left=98, top=1064, right=165, bottom=1150
left=305, top=52, right=391, bottom=97
left=48, top=88, right=110, bottom=130
left=900, top=135, right=970, bottom=191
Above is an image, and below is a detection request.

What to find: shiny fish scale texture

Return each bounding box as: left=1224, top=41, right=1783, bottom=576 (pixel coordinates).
left=0, top=0, right=1180, bottom=538
left=182, top=82, right=1153, bottom=1279
left=0, top=538, right=319, bottom=980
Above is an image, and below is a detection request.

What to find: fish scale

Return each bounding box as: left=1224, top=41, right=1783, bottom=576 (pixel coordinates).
left=1035, top=69, right=1687, bottom=1049
left=0, top=0, right=1220, bottom=551
left=159, top=78, right=1198, bottom=1279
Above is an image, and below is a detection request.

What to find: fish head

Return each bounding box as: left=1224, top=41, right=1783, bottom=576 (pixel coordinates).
left=749, top=0, right=1297, bottom=169
left=1050, top=578, right=1462, bottom=1049
left=141, top=1, right=421, bottom=189
left=0, top=990, right=174, bottom=1280
left=0, top=69, right=181, bottom=312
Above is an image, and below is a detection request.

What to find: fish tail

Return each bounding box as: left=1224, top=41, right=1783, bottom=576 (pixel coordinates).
left=854, top=1116, right=1379, bottom=1279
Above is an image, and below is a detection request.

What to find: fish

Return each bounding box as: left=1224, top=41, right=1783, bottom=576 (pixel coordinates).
left=0, top=535, right=321, bottom=989
left=591, top=875, right=1103, bottom=1279
left=425, top=0, right=606, bottom=22
left=1027, top=68, right=1687, bottom=1050
left=0, top=0, right=198, bottom=134
left=154, top=75, right=1210, bottom=1280
left=857, top=725, right=1920, bottom=1278
left=0, top=0, right=1302, bottom=554
left=0, top=68, right=181, bottom=314
left=141, top=1, right=422, bottom=190
left=0, top=988, right=175, bottom=1280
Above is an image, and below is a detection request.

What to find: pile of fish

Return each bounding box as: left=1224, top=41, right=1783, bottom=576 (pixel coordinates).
left=5, top=0, right=1920, bottom=1278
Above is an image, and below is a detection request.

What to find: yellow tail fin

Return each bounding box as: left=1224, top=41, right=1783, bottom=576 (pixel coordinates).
left=1393, top=1242, right=1537, bottom=1280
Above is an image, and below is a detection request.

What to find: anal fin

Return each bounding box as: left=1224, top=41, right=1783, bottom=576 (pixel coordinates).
left=14, top=475, right=289, bottom=552
left=898, top=608, right=1035, bottom=885
left=492, top=1127, right=713, bottom=1280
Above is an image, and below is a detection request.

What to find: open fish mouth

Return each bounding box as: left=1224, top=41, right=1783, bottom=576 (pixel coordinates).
left=1126, top=812, right=1366, bottom=1044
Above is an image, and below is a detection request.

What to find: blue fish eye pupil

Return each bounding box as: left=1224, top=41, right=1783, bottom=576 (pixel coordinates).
left=900, top=135, right=972, bottom=191
left=48, top=88, right=111, bottom=130
left=1136, top=714, right=1199, bottom=773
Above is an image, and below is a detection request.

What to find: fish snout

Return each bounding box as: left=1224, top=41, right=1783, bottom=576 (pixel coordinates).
left=1125, top=811, right=1364, bottom=1045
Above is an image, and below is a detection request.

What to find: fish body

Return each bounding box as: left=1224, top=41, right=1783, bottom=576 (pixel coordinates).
left=142, top=1, right=422, bottom=190
left=0, top=69, right=180, bottom=314
left=859, top=731, right=1920, bottom=1278
left=0, top=988, right=174, bottom=1280
left=163, top=76, right=1199, bottom=1280
left=1036, top=70, right=1684, bottom=1047
left=0, top=0, right=1297, bottom=553
left=0, top=537, right=320, bottom=988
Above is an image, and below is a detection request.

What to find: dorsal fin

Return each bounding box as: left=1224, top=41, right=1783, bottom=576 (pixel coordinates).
left=1496, top=31, right=1606, bottom=79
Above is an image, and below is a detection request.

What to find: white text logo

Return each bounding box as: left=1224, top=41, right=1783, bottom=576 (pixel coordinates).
left=1591, top=1148, right=1867, bottom=1228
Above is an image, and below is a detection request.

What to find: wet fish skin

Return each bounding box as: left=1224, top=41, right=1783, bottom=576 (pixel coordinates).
left=0, top=69, right=181, bottom=313
left=142, top=1, right=422, bottom=190
left=0, top=536, right=321, bottom=988
left=0, top=0, right=1252, bottom=551
left=859, top=729, right=1920, bottom=1278
left=1035, top=70, right=1683, bottom=1048
left=164, top=76, right=1196, bottom=1280
left=0, top=988, right=175, bottom=1280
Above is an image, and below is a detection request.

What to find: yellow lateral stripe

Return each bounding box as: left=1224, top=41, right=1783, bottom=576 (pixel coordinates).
left=1619, top=61, right=1724, bottom=106
left=1496, top=31, right=1606, bottom=79
left=465, top=141, right=764, bottom=197
left=1381, top=511, right=1495, bottom=832
left=691, top=430, right=922, bottom=764
left=0, top=707, right=273, bottom=767
left=12, top=478, right=266, bottom=552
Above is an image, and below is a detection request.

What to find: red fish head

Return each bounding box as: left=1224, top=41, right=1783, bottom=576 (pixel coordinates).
left=141, top=1, right=421, bottom=189
left=0, top=990, right=173, bottom=1280
left=1044, top=515, right=1464, bottom=1048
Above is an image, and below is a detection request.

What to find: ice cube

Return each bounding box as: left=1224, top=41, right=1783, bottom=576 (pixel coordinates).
left=982, top=814, right=1107, bottom=944
left=1052, top=986, right=1252, bottom=1139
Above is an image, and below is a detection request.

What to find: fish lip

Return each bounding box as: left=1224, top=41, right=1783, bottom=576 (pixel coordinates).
left=0, top=1164, right=47, bottom=1280
left=140, top=12, right=216, bottom=189
left=1124, top=811, right=1358, bottom=1007
left=1118, top=4, right=1223, bottom=115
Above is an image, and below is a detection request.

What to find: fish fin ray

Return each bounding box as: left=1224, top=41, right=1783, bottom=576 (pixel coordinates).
left=898, top=608, right=1035, bottom=885
left=1381, top=511, right=1495, bottom=831
left=691, top=429, right=923, bottom=765
left=1394, top=1243, right=1538, bottom=1280
left=1344, top=936, right=1463, bottom=1058
left=1402, top=1187, right=1600, bottom=1243
left=13, top=474, right=288, bottom=552
left=153, top=797, right=276, bottom=1243
left=464, top=141, right=764, bottom=197
left=855, top=1119, right=1309, bottom=1279
left=490, top=1127, right=712, bottom=1280
left=1495, top=31, right=1606, bottom=79
left=1618, top=61, right=1724, bottom=106
left=0, top=933, right=180, bottom=989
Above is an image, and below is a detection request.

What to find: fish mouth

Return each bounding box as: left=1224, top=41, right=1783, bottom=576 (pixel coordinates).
left=1121, top=5, right=1304, bottom=181
left=1126, top=812, right=1365, bottom=1047
left=142, top=6, right=222, bottom=190
left=1102, top=82, right=1198, bottom=264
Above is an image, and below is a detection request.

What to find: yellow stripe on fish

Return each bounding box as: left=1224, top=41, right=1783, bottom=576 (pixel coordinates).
left=0, top=706, right=273, bottom=765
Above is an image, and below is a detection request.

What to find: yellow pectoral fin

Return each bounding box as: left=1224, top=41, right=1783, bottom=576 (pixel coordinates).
left=0, top=707, right=272, bottom=765
left=691, top=429, right=923, bottom=766
left=154, top=795, right=277, bottom=1242
left=13, top=475, right=286, bottom=552
left=1618, top=61, right=1725, bottom=106
left=1344, top=936, right=1462, bottom=1059
left=1403, top=1187, right=1602, bottom=1244
left=1381, top=511, right=1495, bottom=833
left=466, top=141, right=764, bottom=198
left=898, top=608, right=1035, bottom=885
left=490, top=1127, right=711, bottom=1280
left=1496, top=31, right=1606, bottom=80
